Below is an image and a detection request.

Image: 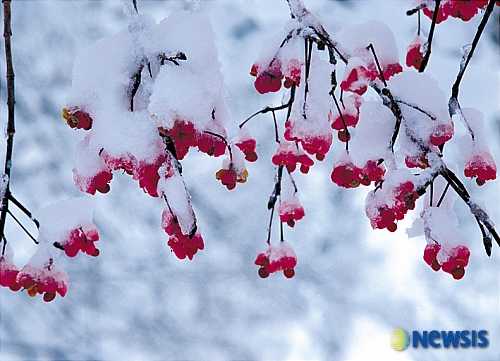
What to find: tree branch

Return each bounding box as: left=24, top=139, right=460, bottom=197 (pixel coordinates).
left=0, top=0, right=15, bottom=241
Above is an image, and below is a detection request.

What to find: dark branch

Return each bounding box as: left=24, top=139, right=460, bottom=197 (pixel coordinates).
left=449, top=0, right=496, bottom=110
left=0, top=0, right=15, bottom=241
left=419, top=0, right=440, bottom=73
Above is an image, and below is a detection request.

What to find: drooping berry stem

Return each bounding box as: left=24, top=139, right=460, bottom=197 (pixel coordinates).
left=367, top=43, right=386, bottom=87
left=418, top=0, right=441, bottom=73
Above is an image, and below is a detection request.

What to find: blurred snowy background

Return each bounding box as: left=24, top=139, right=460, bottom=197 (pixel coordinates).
left=0, top=1, right=498, bottom=360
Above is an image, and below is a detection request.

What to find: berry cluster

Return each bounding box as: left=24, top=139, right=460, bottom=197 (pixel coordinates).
left=366, top=180, right=419, bottom=232
left=278, top=201, right=305, bottom=228
left=464, top=152, right=497, bottom=186
left=422, top=0, right=498, bottom=24
left=331, top=159, right=385, bottom=188
left=284, top=119, right=332, bottom=161
left=161, top=210, right=204, bottom=260
left=251, top=57, right=302, bottom=95
left=15, top=264, right=70, bottom=302
left=159, top=120, right=227, bottom=161
left=341, top=57, right=403, bottom=96
left=406, top=34, right=427, bottom=71
left=254, top=242, right=298, bottom=279
left=423, top=243, right=470, bottom=280
left=57, top=226, right=100, bottom=258
left=272, top=141, right=314, bottom=174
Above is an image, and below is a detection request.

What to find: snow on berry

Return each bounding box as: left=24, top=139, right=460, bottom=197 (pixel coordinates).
left=149, top=12, right=229, bottom=134
left=406, top=33, right=427, bottom=71
left=387, top=71, right=453, bottom=149
left=331, top=152, right=359, bottom=189
left=458, top=108, right=497, bottom=185
left=254, top=241, right=297, bottom=278
left=365, top=169, right=420, bottom=231
left=157, top=153, right=197, bottom=236
left=0, top=245, right=21, bottom=291
left=215, top=145, right=248, bottom=190
left=331, top=94, right=364, bottom=131
left=422, top=0, right=491, bottom=23
left=232, top=127, right=258, bottom=162
left=348, top=99, right=393, bottom=166
left=284, top=55, right=333, bottom=161
left=279, top=173, right=305, bottom=227
left=272, top=140, right=315, bottom=174
left=336, top=20, right=402, bottom=92
left=161, top=209, right=204, bottom=260
left=16, top=263, right=70, bottom=302
left=62, top=108, right=93, bottom=130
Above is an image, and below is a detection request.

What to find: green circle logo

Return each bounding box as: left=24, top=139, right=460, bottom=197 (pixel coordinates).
left=390, top=328, right=410, bottom=351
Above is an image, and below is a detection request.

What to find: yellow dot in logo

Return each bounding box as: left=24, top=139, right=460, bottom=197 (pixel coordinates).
left=390, top=328, right=410, bottom=351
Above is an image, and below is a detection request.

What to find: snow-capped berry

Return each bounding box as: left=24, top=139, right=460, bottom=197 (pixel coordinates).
left=253, top=60, right=283, bottom=94
left=282, top=58, right=302, bottom=89
left=331, top=95, right=363, bottom=131
left=429, top=121, right=454, bottom=146
left=422, top=0, right=493, bottom=23
left=0, top=255, right=20, bottom=290
left=235, top=138, right=258, bottom=162
left=133, top=155, right=165, bottom=197
left=340, top=59, right=374, bottom=95
left=278, top=201, right=305, bottom=228
left=61, top=226, right=100, bottom=258
left=464, top=152, right=497, bottom=185
left=215, top=166, right=248, bottom=190
left=164, top=120, right=197, bottom=160
left=406, top=43, right=424, bottom=70
left=167, top=232, right=204, bottom=261
left=272, top=141, right=314, bottom=174
left=423, top=243, right=441, bottom=271
left=16, top=264, right=70, bottom=302
left=331, top=162, right=359, bottom=188
left=441, top=246, right=470, bottom=279
left=62, top=108, right=93, bottom=130
left=196, top=132, right=227, bottom=157
left=254, top=242, right=297, bottom=278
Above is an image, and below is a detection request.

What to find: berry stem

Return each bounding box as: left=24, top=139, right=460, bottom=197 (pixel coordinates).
left=367, top=43, right=386, bottom=87
left=203, top=131, right=232, bottom=160
left=6, top=209, right=38, bottom=244
left=419, top=0, right=440, bottom=73
left=8, top=193, right=39, bottom=228
left=435, top=183, right=449, bottom=208
left=448, top=0, right=495, bottom=139
left=332, top=92, right=349, bottom=152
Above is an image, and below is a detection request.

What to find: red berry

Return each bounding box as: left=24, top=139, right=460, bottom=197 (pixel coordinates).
left=283, top=269, right=295, bottom=278
left=452, top=266, right=465, bottom=280
left=43, top=292, right=56, bottom=302
left=258, top=267, right=269, bottom=278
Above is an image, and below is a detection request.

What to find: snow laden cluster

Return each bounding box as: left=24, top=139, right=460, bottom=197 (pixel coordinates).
left=0, top=198, right=98, bottom=301
left=62, top=8, right=247, bottom=263
left=246, top=0, right=498, bottom=280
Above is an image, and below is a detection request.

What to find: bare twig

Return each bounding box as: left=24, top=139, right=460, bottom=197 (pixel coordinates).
left=449, top=0, right=496, bottom=111
left=419, top=0, right=441, bottom=72
left=0, top=0, right=15, bottom=241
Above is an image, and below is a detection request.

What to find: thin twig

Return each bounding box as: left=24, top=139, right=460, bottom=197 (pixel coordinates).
left=8, top=193, right=39, bottom=228
left=450, top=0, right=495, bottom=108
left=7, top=209, right=38, bottom=244
left=419, top=0, right=441, bottom=73
left=0, top=0, right=15, bottom=241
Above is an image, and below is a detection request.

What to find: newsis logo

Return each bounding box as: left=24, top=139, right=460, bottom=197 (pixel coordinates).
left=390, top=328, right=489, bottom=350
